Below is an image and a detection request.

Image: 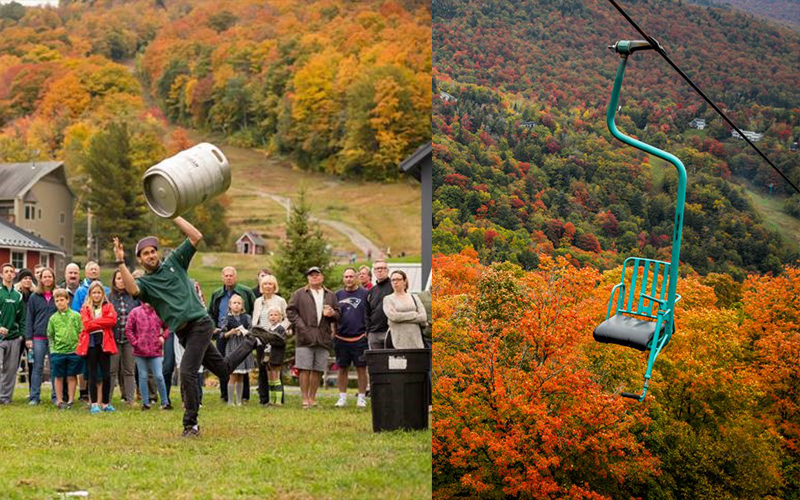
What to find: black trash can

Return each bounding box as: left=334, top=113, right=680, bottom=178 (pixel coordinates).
left=366, top=348, right=431, bottom=432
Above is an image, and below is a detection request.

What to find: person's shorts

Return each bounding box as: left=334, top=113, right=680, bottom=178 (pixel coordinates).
left=267, top=344, right=285, bottom=367
left=334, top=337, right=368, bottom=368
left=294, top=346, right=329, bottom=372
left=50, top=353, right=84, bottom=378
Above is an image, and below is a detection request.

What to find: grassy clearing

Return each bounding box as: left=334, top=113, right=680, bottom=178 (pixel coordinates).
left=736, top=180, right=800, bottom=252
left=0, top=385, right=431, bottom=500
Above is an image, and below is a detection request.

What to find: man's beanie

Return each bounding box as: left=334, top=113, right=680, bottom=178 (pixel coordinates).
left=135, top=236, right=159, bottom=256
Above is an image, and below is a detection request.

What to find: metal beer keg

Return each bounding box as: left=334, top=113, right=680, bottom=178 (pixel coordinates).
left=143, top=143, right=231, bottom=218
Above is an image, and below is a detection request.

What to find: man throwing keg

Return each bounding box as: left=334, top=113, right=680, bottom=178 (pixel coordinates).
left=112, top=217, right=268, bottom=437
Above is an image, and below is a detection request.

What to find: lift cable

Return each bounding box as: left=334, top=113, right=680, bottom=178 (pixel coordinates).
left=606, top=0, right=800, bottom=195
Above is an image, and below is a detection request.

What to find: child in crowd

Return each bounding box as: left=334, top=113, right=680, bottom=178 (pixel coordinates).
left=260, top=307, right=287, bottom=406
left=77, top=281, right=118, bottom=414
left=47, top=289, right=84, bottom=409
left=125, top=302, right=171, bottom=410
left=221, top=294, right=254, bottom=406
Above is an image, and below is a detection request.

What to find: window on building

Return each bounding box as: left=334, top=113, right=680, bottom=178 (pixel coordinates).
left=40, top=254, right=49, bottom=268
left=60, top=236, right=65, bottom=248
left=25, top=206, right=31, bottom=220
left=38, top=209, right=42, bottom=219
left=11, top=251, right=24, bottom=270
left=60, top=212, right=66, bottom=224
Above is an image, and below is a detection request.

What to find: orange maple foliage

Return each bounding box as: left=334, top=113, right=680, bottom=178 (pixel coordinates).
left=434, top=251, right=657, bottom=499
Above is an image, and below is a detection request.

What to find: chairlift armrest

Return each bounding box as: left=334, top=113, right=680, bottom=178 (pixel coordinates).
left=640, top=293, right=666, bottom=306
left=606, top=283, right=624, bottom=319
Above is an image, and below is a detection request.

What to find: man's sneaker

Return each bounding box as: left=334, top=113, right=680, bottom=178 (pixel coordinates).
left=56, top=402, right=66, bottom=410
left=356, top=396, right=367, bottom=408
left=66, top=401, right=74, bottom=410
left=103, top=404, right=116, bottom=413
left=89, top=404, right=101, bottom=415
left=335, top=395, right=348, bottom=407
left=162, top=403, right=173, bottom=410
left=141, top=404, right=151, bottom=411
left=181, top=425, right=200, bottom=438
left=28, top=399, right=39, bottom=406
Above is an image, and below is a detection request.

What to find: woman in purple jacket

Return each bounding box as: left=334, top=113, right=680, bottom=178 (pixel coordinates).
left=125, top=302, right=170, bottom=410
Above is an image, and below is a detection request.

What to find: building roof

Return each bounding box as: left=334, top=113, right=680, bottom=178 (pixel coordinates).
left=0, top=161, right=73, bottom=200
left=0, top=218, right=65, bottom=255
left=237, top=231, right=266, bottom=246
left=400, top=142, right=432, bottom=182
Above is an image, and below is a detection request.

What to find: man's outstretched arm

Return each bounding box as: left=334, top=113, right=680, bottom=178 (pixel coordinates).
left=113, top=237, right=140, bottom=297
left=173, top=216, right=203, bottom=247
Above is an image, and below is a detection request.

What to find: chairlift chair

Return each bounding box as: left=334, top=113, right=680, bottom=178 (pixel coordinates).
left=592, top=40, right=688, bottom=402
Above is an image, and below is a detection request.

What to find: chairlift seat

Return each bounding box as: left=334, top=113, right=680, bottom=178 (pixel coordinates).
left=593, top=314, right=665, bottom=352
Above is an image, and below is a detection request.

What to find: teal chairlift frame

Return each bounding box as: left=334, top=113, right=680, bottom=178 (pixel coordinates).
left=593, top=41, right=687, bottom=401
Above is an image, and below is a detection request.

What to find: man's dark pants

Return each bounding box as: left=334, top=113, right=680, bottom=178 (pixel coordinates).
left=176, top=317, right=257, bottom=428
left=216, top=336, right=250, bottom=402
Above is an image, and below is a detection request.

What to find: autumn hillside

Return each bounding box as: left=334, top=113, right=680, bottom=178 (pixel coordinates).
left=688, top=0, right=800, bottom=30
left=0, top=0, right=430, bottom=256
left=432, top=0, right=800, bottom=279
left=434, top=250, right=800, bottom=499
left=432, top=0, right=800, bottom=498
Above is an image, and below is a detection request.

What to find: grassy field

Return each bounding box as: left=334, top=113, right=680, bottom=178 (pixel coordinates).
left=0, top=385, right=431, bottom=500
left=736, top=180, right=800, bottom=252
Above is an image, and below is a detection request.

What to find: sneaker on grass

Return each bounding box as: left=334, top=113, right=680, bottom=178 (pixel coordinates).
left=89, top=404, right=101, bottom=415
left=335, top=395, right=348, bottom=407
left=356, top=395, right=367, bottom=408
left=104, top=404, right=116, bottom=413
left=182, top=425, right=200, bottom=438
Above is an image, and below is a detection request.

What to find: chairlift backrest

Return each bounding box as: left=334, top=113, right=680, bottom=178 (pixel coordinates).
left=615, top=257, right=671, bottom=320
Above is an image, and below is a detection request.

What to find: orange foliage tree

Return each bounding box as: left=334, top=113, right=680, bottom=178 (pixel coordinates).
left=434, top=250, right=657, bottom=499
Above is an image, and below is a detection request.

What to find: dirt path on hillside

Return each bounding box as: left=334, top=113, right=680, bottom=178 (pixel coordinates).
left=236, top=190, right=383, bottom=258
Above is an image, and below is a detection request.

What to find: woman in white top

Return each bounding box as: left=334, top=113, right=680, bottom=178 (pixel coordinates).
left=382, top=270, right=426, bottom=349
left=251, top=274, right=289, bottom=405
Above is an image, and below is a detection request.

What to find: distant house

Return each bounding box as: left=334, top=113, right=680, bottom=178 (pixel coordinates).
left=439, top=90, right=457, bottom=102
left=0, top=218, right=66, bottom=273
left=731, top=130, right=763, bottom=142
left=520, top=121, right=537, bottom=129
left=236, top=231, right=266, bottom=255
left=0, top=162, right=75, bottom=259
left=791, top=142, right=798, bottom=152
left=689, top=118, right=706, bottom=130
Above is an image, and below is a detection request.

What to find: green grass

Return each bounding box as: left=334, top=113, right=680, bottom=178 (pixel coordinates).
left=0, top=385, right=431, bottom=500
left=736, top=180, right=800, bottom=252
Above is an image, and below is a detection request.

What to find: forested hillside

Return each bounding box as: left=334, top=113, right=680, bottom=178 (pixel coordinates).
left=0, top=0, right=429, bottom=253
left=435, top=251, right=800, bottom=499
left=432, top=0, right=800, bottom=278
left=0, top=0, right=431, bottom=182
left=688, top=0, right=800, bottom=30
left=433, top=1, right=800, bottom=498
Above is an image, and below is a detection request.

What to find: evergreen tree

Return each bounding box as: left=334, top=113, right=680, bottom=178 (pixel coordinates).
left=274, top=190, right=333, bottom=293
left=84, top=122, right=150, bottom=262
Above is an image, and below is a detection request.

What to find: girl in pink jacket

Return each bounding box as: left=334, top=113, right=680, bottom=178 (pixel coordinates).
left=125, top=303, right=171, bottom=410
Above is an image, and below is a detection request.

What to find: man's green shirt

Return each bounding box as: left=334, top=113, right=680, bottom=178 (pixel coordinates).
left=0, top=284, right=25, bottom=340
left=135, top=238, right=208, bottom=333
